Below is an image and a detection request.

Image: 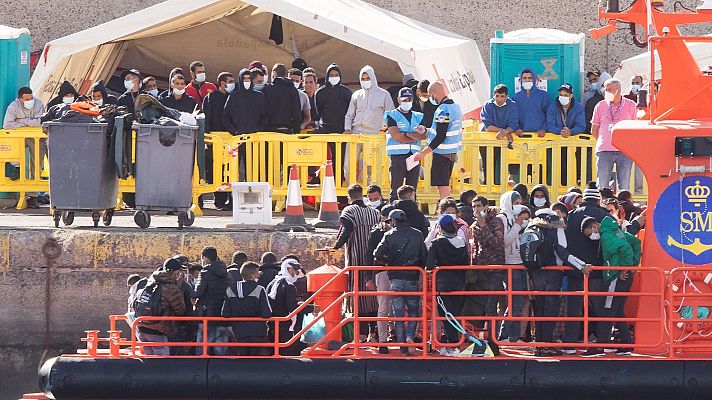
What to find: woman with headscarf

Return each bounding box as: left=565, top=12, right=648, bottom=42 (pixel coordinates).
left=266, top=258, right=306, bottom=355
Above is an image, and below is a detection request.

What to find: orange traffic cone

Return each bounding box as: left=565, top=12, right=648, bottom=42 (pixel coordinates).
left=315, top=161, right=340, bottom=228
left=277, top=164, right=315, bottom=232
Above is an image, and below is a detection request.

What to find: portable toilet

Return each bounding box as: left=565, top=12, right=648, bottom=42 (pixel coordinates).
left=0, top=25, right=31, bottom=124
left=490, top=28, right=585, bottom=101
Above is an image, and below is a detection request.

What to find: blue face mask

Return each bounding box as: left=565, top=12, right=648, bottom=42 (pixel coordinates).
left=429, top=97, right=438, bottom=106
left=253, top=83, right=265, bottom=91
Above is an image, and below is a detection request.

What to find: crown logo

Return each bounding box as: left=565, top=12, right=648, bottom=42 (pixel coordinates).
left=686, top=180, right=711, bottom=207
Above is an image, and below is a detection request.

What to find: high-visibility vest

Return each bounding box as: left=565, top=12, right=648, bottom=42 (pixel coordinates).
left=383, top=109, right=424, bottom=156
left=427, top=101, right=462, bottom=154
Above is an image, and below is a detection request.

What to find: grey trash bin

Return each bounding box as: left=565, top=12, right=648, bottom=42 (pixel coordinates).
left=44, top=122, right=118, bottom=228
left=132, top=123, right=197, bottom=229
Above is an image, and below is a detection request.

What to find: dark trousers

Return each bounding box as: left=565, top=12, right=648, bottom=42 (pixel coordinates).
left=530, top=269, right=564, bottom=343
left=485, top=270, right=507, bottom=340
left=562, top=270, right=585, bottom=344
left=461, top=269, right=490, bottom=329
left=437, top=292, right=465, bottom=343
left=389, top=153, right=420, bottom=202
left=236, top=336, right=269, bottom=356
left=590, top=276, right=634, bottom=344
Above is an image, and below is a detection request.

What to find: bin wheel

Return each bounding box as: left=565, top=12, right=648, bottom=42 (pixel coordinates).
left=53, top=211, right=61, bottom=228
left=185, top=210, right=195, bottom=227
left=62, top=211, right=75, bottom=226
left=102, top=210, right=114, bottom=226
left=134, top=211, right=151, bottom=229
left=178, top=212, right=187, bottom=230
left=91, top=212, right=101, bottom=228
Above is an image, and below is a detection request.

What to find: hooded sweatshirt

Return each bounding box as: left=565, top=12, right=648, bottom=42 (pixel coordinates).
left=193, top=260, right=231, bottom=317
left=546, top=95, right=585, bottom=135
left=3, top=97, right=45, bottom=129
left=426, top=231, right=470, bottom=291
left=498, top=191, right=525, bottom=265
left=89, top=80, right=118, bottom=105
left=262, top=76, right=302, bottom=133
left=480, top=98, right=518, bottom=131
left=344, top=66, right=395, bottom=134
left=47, top=81, right=79, bottom=108
left=600, top=215, right=641, bottom=281
left=314, top=64, right=352, bottom=133
left=202, top=88, right=229, bottom=132
left=159, top=90, right=197, bottom=113
left=137, top=268, right=186, bottom=336
left=528, top=214, right=586, bottom=270
left=159, top=67, right=184, bottom=99
left=565, top=198, right=608, bottom=268
left=528, top=184, right=551, bottom=213
left=223, top=68, right=268, bottom=134
left=512, top=69, right=551, bottom=132
left=584, top=71, right=612, bottom=134
left=221, top=279, right=272, bottom=339
left=394, top=199, right=430, bottom=239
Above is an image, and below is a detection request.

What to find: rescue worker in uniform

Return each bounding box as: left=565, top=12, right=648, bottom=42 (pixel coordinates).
left=413, top=81, right=463, bottom=199
left=383, top=87, right=427, bottom=202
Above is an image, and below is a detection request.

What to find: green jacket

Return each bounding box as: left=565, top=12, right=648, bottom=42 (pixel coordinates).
left=600, top=216, right=641, bottom=281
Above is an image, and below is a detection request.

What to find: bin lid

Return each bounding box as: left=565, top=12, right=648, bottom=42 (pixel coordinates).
left=0, top=25, right=30, bottom=39
left=308, top=264, right=343, bottom=276
left=491, top=28, right=585, bottom=45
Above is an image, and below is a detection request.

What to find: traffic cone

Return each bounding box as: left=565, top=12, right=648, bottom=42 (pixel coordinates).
left=277, top=164, right=315, bottom=232
left=315, top=161, right=341, bottom=229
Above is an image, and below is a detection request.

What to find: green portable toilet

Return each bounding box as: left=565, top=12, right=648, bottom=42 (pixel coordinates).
left=490, top=28, right=585, bottom=101
left=0, top=25, right=31, bottom=124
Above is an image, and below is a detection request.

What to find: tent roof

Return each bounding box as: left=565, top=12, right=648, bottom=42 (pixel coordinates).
left=31, top=0, right=490, bottom=116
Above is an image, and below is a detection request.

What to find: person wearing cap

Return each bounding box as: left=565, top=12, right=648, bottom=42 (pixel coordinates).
left=333, top=184, right=381, bottom=341
left=481, top=84, right=519, bottom=149
left=193, top=247, right=231, bottom=356
left=136, top=259, right=187, bottom=356
left=373, top=208, right=428, bottom=356
left=581, top=69, right=602, bottom=107
left=185, top=61, right=217, bottom=110
left=366, top=204, right=395, bottom=353
left=159, top=74, right=198, bottom=113
left=512, top=68, right=550, bottom=138
left=546, top=83, right=585, bottom=137
left=383, top=87, right=427, bottom=202
left=591, top=77, right=637, bottom=191
left=117, top=69, right=142, bottom=115
left=526, top=208, right=589, bottom=356
left=413, top=81, right=463, bottom=199
left=387, top=73, right=418, bottom=105
left=426, top=214, right=471, bottom=356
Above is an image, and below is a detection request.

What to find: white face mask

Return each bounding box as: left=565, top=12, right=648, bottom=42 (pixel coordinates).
left=173, top=88, right=185, bottom=95
left=589, top=232, right=600, bottom=240
left=147, top=89, right=159, bottom=97
left=293, top=82, right=300, bottom=89
left=604, top=91, right=616, bottom=103
left=196, top=72, right=206, bottom=83
left=533, top=197, right=547, bottom=207
left=400, top=101, right=413, bottom=112
left=479, top=210, right=487, bottom=218
left=522, top=81, right=534, bottom=90
left=94, top=99, right=103, bottom=107
left=630, top=84, right=641, bottom=94
left=559, top=95, right=571, bottom=106
left=360, top=80, right=372, bottom=90
left=520, top=219, right=530, bottom=229
left=328, top=76, right=340, bottom=86
left=419, top=96, right=429, bottom=102
left=226, top=83, right=235, bottom=93
left=430, top=97, right=438, bottom=106
left=364, top=197, right=382, bottom=208
left=23, top=99, right=35, bottom=109
left=124, top=80, right=135, bottom=91
left=243, top=81, right=251, bottom=90
left=62, top=96, right=74, bottom=105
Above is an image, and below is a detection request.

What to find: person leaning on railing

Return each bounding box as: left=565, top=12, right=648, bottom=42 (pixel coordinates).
left=546, top=83, right=586, bottom=138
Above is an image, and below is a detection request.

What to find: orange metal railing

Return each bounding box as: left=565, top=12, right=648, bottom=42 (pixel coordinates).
left=74, top=265, right=697, bottom=359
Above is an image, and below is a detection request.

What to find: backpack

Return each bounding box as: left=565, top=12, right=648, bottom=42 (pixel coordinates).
left=520, top=226, right=555, bottom=271
left=133, top=282, right=163, bottom=317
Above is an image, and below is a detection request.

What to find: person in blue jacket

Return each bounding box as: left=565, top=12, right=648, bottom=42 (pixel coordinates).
left=512, top=68, right=550, bottom=138
left=546, top=83, right=586, bottom=137
left=480, top=84, right=519, bottom=148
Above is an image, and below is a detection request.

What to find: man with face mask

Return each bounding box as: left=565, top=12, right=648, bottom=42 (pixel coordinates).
left=223, top=69, right=268, bottom=136
left=117, top=69, right=142, bottom=115
left=288, top=68, right=312, bottom=131
left=547, top=83, right=585, bottom=137
left=585, top=71, right=612, bottom=134
left=384, top=87, right=427, bottom=202
left=3, top=87, right=44, bottom=129
left=582, top=69, right=601, bottom=106
left=528, top=184, right=551, bottom=213
left=46, top=80, right=79, bottom=109
left=142, top=77, right=159, bottom=99
left=591, top=78, right=637, bottom=191
left=314, top=63, right=352, bottom=134
left=512, top=68, right=550, bottom=138
left=89, top=80, right=117, bottom=106
left=364, top=184, right=385, bottom=210
left=624, top=75, right=644, bottom=102
left=159, top=75, right=197, bottom=113
left=262, top=63, right=302, bottom=134
left=202, top=72, right=234, bottom=133
left=411, top=80, right=437, bottom=128
left=185, top=61, right=217, bottom=110
left=481, top=84, right=519, bottom=148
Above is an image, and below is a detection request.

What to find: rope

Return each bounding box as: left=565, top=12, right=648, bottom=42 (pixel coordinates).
left=436, top=295, right=483, bottom=346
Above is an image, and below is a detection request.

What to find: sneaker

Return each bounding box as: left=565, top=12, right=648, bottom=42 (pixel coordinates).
left=534, top=347, right=563, bottom=357
left=406, top=337, right=416, bottom=355
left=580, top=348, right=605, bottom=358
left=440, top=348, right=460, bottom=357
left=379, top=346, right=390, bottom=355
left=561, top=348, right=578, bottom=355
left=604, top=348, right=617, bottom=354
left=616, top=348, right=633, bottom=356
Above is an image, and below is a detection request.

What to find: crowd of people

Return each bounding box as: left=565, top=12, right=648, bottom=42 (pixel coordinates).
left=128, top=179, right=644, bottom=358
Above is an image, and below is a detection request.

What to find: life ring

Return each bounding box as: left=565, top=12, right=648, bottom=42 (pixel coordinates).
left=70, top=101, right=101, bottom=117
left=670, top=270, right=712, bottom=334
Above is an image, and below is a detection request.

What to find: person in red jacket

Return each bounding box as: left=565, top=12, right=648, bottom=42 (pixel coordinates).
left=185, top=60, right=217, bottom=110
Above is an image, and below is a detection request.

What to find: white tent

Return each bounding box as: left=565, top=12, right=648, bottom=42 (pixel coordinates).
left=30, top=0, right=490, bottom=118
left=613, top=36, right=712, bottom=93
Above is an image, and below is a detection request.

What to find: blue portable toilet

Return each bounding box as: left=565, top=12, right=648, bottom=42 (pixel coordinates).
left=0, top=25, right=31, bottom=125
left=490, top=28, right=585, bottom=102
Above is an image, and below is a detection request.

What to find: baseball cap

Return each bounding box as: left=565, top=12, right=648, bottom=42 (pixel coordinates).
left=120, top=68, right=141, bottom=81
left=163, top=258, right=183, bottom=271
left=388, top=209, right=407, bottom=222
left=248, top=60, right=267, bottom=73
left=172, top=254, right=190, bottom=265
left=398, top=87, right=414, bottom=100
left=437, top=214, right=456, bottom=228
left=558, top=83, right=573, bottom=94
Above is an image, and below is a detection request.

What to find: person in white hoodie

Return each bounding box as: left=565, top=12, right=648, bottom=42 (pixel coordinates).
left=496, top=190, right=530, bottom=342
left=343, top=65, right=395, bottom=182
